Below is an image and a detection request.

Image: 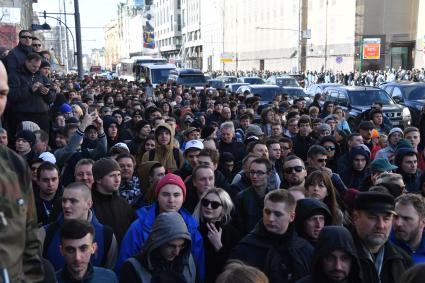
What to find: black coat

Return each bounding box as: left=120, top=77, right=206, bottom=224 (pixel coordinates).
left=5, top=43, right=33, bottom=73
left=229, top=222, right=314, bottom=283
left=199, top=222, right=242, bottom=283
left=7, top=66, right=56, bottom=113
left=352, top=232, right=412, bottom=283
left=91, top=189, right=136, bottom=244
left=218, top=140, right=246, bottom=168
left=292, top=134, right=316, bottom=161
left=233, top=186, right=265, bottom=236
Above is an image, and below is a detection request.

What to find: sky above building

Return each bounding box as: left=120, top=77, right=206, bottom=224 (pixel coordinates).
left=33, top=0, right=121, bottom=54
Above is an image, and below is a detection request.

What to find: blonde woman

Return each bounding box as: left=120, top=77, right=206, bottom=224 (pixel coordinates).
left=193, top=187, right=242, bottom=283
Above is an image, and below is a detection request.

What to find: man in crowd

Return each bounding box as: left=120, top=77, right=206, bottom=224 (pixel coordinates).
left=281, top=155, right=308, bottom=189
left=297, top=226, right=364, bottom=283
left=5, top=30, right=34, bottom=73
left=375, top=127, right=403, bottom=161
left=34, top=161, right=62, bottom=225
left=351, top=192, right=412, bottom=282
left=292, top=115, right=316, bottom=161
left=234, top=158, right=276, bottom=235
left=230, top=189, right=313, bottom=282
left=218, top=121, right=246, bottom=164
left=184, top=164, right=215, bottom=213
left=116, top=153, right=141, bottom=204
left=91, top=157, right=135, bottom=244
left=392, top=193, right=425, bottom=263
left=339, top=145, right=370, bottom=189
left=357, top=121, right=374, bottom=151
left=56, top=219, right=118, bottom=282
left=74, top=158, right=95, bottom=188
left=395, top=146, right=421, bottom=193
left=41, top=182, right=118, bottom=270
left=176, top=139, right=204, bottom=180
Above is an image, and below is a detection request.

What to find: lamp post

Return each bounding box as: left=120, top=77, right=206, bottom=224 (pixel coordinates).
left=73, top=0, right=83, bottom=79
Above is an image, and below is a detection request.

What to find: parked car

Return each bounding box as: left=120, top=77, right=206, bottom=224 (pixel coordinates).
left=287, top=73, right=306, bottom=88
left=236, top=84, right=284, bottom=105
left=237, top=76, right=265, bottom=84
left=380, top=81, right=425, bottom=126
left=323, top=86, right=410, bottom=130
left=208, top=79, right=226, bottom=89
left=266, top=76, right=300, bottom=87
left=216, top=76, right=238, bottom=83
left=225, top=82, right=250, bottom=93
left=305, top=83, right=343, bottom=97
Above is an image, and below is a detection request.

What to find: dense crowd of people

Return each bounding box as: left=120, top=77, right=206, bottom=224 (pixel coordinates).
left=2, top=29, right=425, bottom=283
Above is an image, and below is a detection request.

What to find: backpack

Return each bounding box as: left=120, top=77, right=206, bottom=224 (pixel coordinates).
left=148, top=147, right=181, bottom=168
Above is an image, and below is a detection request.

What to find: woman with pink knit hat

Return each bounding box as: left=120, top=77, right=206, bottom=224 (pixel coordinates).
left=117, top=173, right=205, bottom=280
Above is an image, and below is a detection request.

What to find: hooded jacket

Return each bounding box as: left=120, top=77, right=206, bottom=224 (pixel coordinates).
left=340, top=146, right=370, bottom=189
left=296, top=226, right=363, bottom=283
left=294, top=198, right=332, bottom=246
left=120, top=212, right=196, bottom=283
left=141, top=123, right=184, bottom=172
left=5, top=42, right=33, bottom=73
left=116, top=203, right=205, bottom=280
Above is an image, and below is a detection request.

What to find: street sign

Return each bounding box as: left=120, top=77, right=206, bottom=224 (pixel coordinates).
left=302, top=29, right=311, bottom=39
left=221, top=52, right=236, bottom=63
left=336, top=56, right=343, bottom=64
left=363, top=38, right=381, bottom=60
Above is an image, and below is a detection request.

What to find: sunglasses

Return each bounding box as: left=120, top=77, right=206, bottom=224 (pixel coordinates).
left=284, top=166, right=304, bottom=174
left=20, top=35, right=33, bottom=39
left=316, top=158, right=327, bottom=163
left=323, top=145, right=336, bottom=151
left=201, top=199, right=222, bottom=209
left=32, top=44, right=41, bottom=47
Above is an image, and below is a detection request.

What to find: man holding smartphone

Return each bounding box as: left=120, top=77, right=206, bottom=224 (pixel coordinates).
left=6, top=52, right=56, bottom=140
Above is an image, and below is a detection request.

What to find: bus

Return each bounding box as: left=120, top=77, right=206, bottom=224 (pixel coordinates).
left=141, top=63, right=176, bottom=87
left=116, top=56, right=168, bottom=81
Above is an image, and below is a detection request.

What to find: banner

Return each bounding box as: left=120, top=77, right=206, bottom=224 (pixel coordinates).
left=142, top=8, right=155, bottom=49
left=363, top=38, right=381, bottom=60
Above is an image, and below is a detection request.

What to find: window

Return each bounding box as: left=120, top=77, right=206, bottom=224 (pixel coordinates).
left=170, top=15, right=173, bottom=31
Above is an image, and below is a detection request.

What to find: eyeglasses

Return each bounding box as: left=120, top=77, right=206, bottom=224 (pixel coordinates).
left=201, top=199, right=222, bottom=209
left=32, top=44, right=41, bottom=47
left=20, top=35, right=32, bottom=39
left=284, top=166, right=304, bottom=174
left=316, top=158, right=327, bottom=163
left=281, top=147, right=290, bottom=150
left=323, top=145, right=336, bottom=151
left=249, top=170, right=267, bottom=176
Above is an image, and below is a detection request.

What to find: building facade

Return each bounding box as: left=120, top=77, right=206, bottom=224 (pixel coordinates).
left=153, top=0, right=182, bottom=63
left=104, top=19, right=120, bottom=71
left=181, top=0, right=202, bottom=68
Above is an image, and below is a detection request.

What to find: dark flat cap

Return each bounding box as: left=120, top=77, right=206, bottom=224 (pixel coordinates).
left=354, top=192, right=395, bottom=214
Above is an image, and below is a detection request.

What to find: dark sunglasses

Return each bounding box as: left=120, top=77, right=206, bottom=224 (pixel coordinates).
left=20, top=35, right=32, bottom=39
left=201, top=199, right=222, bottom=209
left=284, top=166, right=304, bottom=174
left=32, top=44, right=41, bottom=47
left=316, top=158, right=327, bottom=163
left=323, top=145, right=336, bottom=151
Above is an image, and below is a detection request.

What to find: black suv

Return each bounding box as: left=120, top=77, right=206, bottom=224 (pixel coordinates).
left=323, top=86, right=410, bottom=130
left=380, top=81, right=425, bottom=126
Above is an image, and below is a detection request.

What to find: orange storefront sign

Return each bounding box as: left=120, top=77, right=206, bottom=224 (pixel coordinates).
left=363, top=38, right=381, bottom=60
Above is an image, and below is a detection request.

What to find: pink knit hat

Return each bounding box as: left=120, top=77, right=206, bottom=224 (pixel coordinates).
left=155, top=173, right=186, bottom=199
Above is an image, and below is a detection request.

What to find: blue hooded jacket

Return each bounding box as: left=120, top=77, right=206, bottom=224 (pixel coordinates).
left=116, top=203, right=205, bottom=280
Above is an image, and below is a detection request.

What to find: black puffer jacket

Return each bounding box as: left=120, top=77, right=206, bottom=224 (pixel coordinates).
left=296, top=226, right=363, bottom=283
left=229, top=222, right=314, bottom=283
left=5, top=43, right=33, bottom=73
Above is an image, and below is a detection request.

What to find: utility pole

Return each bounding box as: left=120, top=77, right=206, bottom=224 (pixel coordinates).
left=74, top=0, right=83, bottom=79
left=324, top=0, right=329, bottom=71
left=62, top=0, right=69, bottom=72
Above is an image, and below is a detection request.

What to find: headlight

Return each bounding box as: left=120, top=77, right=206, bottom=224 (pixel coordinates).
left=402, top=107, right=411, bottom=119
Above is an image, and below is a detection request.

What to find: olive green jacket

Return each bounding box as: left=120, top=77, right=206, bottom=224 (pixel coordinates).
left=0, top=145, right=43, bottom=282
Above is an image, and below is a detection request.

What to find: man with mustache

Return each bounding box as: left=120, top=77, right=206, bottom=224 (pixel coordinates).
left=351, top=192, right=412, bottom=283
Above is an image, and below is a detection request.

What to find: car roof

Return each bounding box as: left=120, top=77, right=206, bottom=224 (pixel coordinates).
left=171, top=68, right=203, bottom=74
left=326, top=85, right=382, bottom=91
left=383, top=81, right=425, bottom=86
left=240, top=76, right=262, bottom=79
left=248, top=84, right=281, bottom=89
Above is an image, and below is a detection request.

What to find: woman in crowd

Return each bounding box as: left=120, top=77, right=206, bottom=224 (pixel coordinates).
left=304, top=170, right=344, bottom=225
left=318, top=135, right=341, bottom=172
left=192, top=187, right=242, bottom=283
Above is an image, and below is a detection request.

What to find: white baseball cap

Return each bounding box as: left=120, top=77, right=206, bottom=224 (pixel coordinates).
left=184, top=139, right=204, bottom=153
